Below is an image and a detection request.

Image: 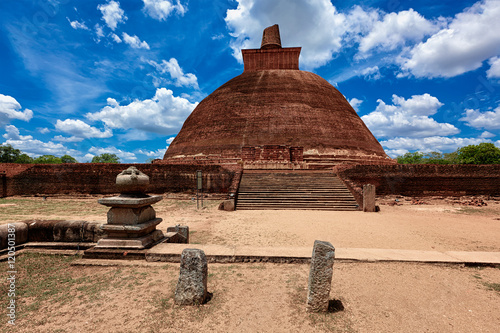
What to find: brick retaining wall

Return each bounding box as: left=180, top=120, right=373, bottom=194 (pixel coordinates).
left=335, top=164, right=500, bottom=197
left=0, top=163, right=239, bottom=197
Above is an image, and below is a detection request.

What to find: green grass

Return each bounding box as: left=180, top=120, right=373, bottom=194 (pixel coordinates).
left=483, top=282, right=500, bottom=293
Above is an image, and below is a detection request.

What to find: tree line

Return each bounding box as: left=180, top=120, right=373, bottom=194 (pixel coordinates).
left=397, top=143, right=500, bottom=165
left=0, top=145, right=120, bottom=164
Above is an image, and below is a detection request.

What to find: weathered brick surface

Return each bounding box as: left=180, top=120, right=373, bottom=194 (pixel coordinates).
left=0, top=163, right=236, bottom=197
left=336, top=164, right=500, bottom=197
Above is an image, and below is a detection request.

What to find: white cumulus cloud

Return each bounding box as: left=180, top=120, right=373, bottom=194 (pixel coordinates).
left=399, top=0, right=500, bottom=78
left=358, top=9, right=439, bottom=55
left=147, top=58, right=199, bottom=89
left=225, top=0, right=346, bottom=69
left=88, top=146, right=137, bottom=161
left=361, top=93, right=459, bottom=138
left=486, top=56, right=500, bottom=79
left=460, top=107, right=500, bottom=130
left=86, top=88, right=198, bottom=135
left=381, top=136, right=490, bottom=157
left=348, top=98, right=363, bottom=112
left=3, top=125, right=32, bottom=140
left=122, top=33, right=150, bottom=49
left=55, top=119, right=113, bottom=139
left=137, top=148, right=167, bottom=158
left=142, top=0, right=186, bottom=21
left=0, top=94, right=33, bottom=126
left=98, top=1, right=127, bottom=31
left=2, top=126, right=80, bottom=158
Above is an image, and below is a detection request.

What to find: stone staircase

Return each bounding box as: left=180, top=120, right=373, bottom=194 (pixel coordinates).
left=236, top=171, right=359, bottom=211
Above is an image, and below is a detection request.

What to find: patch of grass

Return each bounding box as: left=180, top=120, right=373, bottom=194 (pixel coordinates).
left=455, top=207, right=496, bottom=215
left=483, top=282, right=500, bottom=293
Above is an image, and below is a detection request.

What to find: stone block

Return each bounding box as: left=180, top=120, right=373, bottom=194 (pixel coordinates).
left=27, top=220, right=58, bottom=242
left=222, top=199, right=235, bottom=211
left=166, top=225, right=189, bottom=243
left=107, top=206, right=156, bottom=225
left=0, top=222, right=28, bottom=249
left=95, top=229, right=164, bottom=249
left=307, top=240, right=335, bottom=312
left=363, top=184, right=376, bottom=212
left=53, top=220, right=84, bottom=242
left=82, top=222, right=106, bottom=242
left=175, top=248, right=208, bottom=305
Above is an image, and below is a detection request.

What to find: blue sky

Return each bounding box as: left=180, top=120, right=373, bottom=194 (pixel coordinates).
left=1, top=0, right=500, bottom=162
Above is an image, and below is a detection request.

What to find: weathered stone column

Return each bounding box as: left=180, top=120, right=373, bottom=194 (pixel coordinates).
left=307, top=240, right=335, bottom=312
left=175, top=248, right=208, bottom=305
left=363, top=184, right=376, bottom=212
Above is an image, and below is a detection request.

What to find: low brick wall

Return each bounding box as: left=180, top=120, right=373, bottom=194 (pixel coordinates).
left=0, top=163, right=239, bottom=197
left=335, top=164, right=500, bottom=197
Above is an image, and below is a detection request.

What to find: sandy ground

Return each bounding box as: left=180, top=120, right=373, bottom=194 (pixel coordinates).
left=1, top=195, right=499, bottom=332
left=158, top=196, right=500, bottom=252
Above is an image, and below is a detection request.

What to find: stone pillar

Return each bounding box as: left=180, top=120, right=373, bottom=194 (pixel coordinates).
left=307, top=240, right=335, bottom=312
left=175, top=248, right=208, bottom=305
left=363, top=184, right=376, bottom=212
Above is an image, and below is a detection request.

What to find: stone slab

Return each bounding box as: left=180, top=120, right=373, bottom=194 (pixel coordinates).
left=144, top=245, right=500, bottom=265
left=95, top=230, right=164, bottom=250
left=445, top=251, right=500, bottom=264
left=98, top=195, right=163, bottom=208
left=101, top=218, right=162, bottom=233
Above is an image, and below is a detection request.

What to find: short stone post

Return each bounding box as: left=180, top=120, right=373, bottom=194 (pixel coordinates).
left=307, top=240, right=335, bottom=312
left=363, top=184, right=376, bottom=212
left=175, top=248, right=208, bottom=305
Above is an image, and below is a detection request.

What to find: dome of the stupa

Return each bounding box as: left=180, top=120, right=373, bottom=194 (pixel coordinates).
left=163, top=25, right=393, bottom=167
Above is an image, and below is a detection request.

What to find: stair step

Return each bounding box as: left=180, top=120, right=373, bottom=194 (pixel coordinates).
left=236, top=171, right=358, bottom=211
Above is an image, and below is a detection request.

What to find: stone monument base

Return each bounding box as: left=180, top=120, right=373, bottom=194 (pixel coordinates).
left=95, top=229, right=164, bottom=249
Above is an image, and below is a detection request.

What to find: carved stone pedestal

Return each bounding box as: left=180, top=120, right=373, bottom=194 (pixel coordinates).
left=95, top=167, right=165, bottom=249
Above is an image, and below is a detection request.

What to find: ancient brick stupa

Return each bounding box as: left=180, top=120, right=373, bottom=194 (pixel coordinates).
left=163, top=25, right=394, bottom=168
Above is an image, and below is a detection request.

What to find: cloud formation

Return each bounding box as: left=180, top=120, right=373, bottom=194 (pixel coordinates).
left=86, top=88, right=198, bottom=135
left=67, top=18, right=89, bottom=30
left=98, top=1, right=127, bottom=31
left=362, top=94, right=459, bottom=138
left=142, top=0, right=186, bottom=21
left=0, top=94, right=33, bottom=126
left=358, top=9, right=439, bottom=55
left=399, top=0, right=500, bottom=78
left=225, top=0, right=346, bottom=69
left=122, top=33, right=150, bottom=49
left=487, top=56, right=500, bottom=79
left=460, top=106, right=500, bottom=130
left=381, top=136, right=489, bottom=157
left=88, top=146, right=137, bottom=160
left=147, top=58, right=199, bottom=88
left=55, top=119, right=113, bottom=139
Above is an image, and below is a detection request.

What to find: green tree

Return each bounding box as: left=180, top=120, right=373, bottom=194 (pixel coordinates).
left=91, top=153, right=120, bottom=163
left=16, top=153, right=33, bottom=164
left=422, top=152, right=450, bottom=164
left=456, top=143, right=500, bottom=164
left=397, top=152, right=424, bottom=164
left=33, top=155, right=62, bottom=164
left=61, top=154, right=78, bottom=163
left=0, top=144, right=33, bottom=163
